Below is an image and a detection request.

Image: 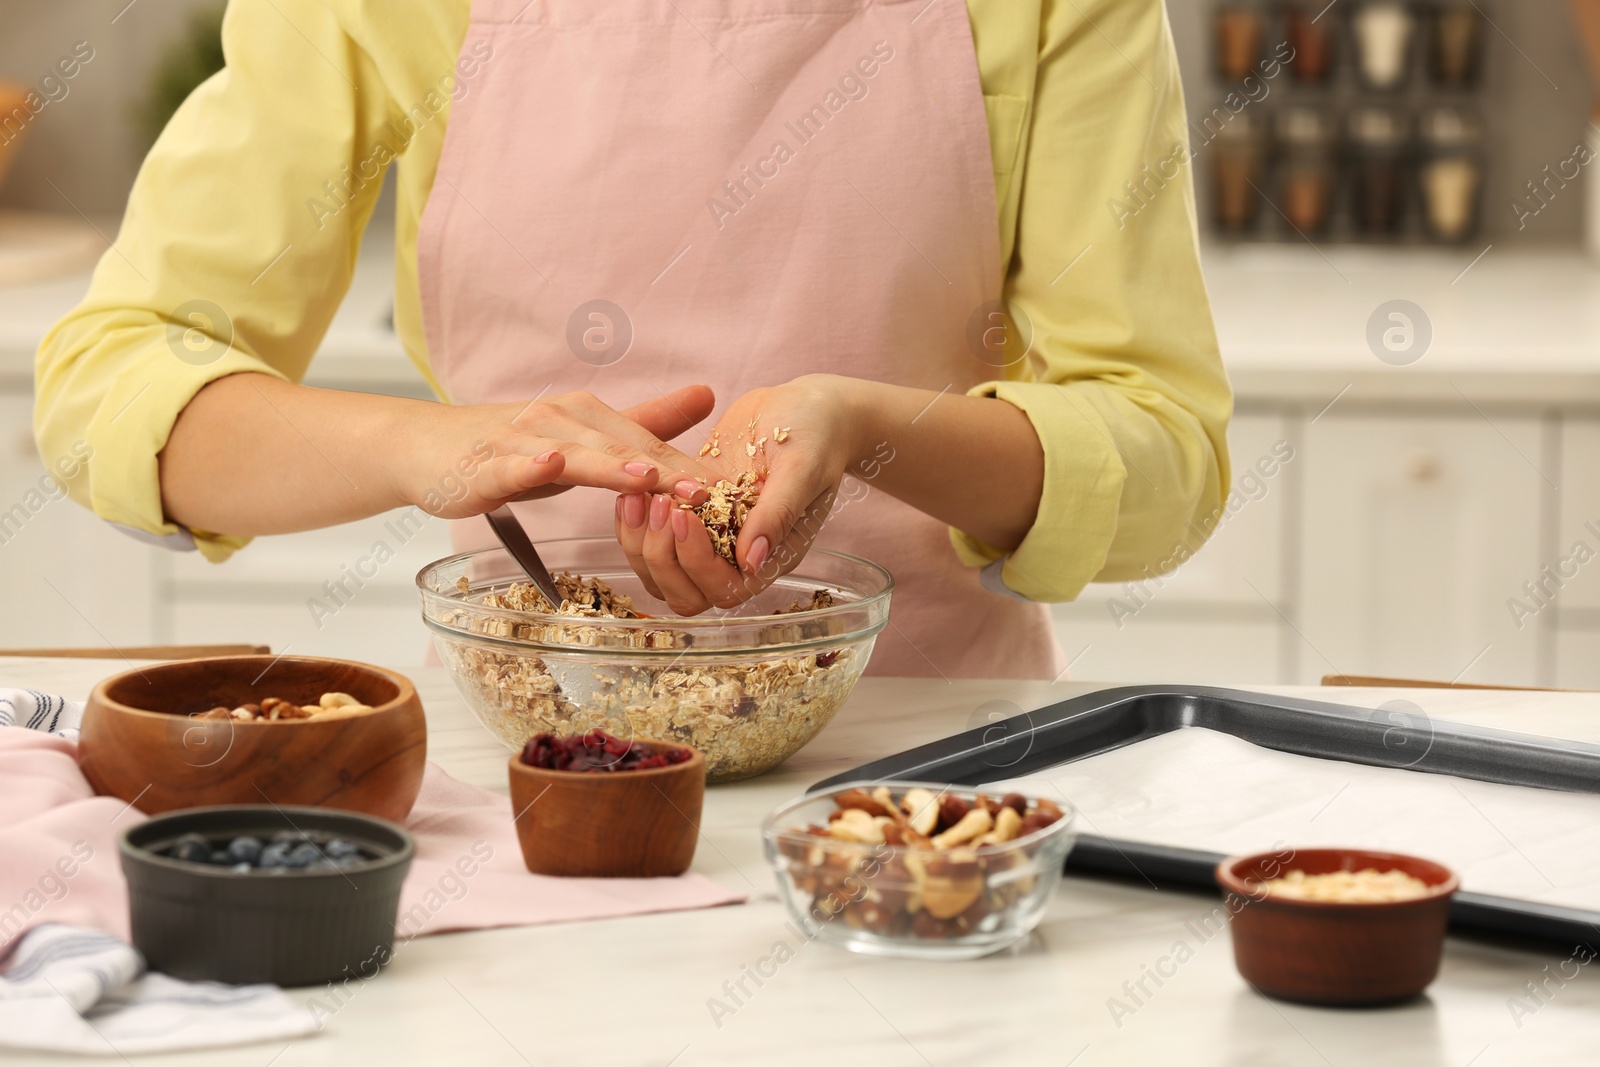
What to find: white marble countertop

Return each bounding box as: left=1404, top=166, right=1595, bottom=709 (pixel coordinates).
left=5, top=221, right=1600, bottom=407
left=2, top=656, right=1598, bottom=1066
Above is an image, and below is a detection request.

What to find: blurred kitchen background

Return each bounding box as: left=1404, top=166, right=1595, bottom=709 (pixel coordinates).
left=2, top=0, right=1600, bottom=686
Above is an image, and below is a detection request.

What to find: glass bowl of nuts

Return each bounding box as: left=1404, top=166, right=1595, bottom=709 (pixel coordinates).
left=761, top=782, right=1078, bottom=959
left=417, top=537, right=892, bottom=784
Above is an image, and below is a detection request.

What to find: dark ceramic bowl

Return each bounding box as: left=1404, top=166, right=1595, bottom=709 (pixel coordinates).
left=508, top=743, right=705, bottom=877
left=1217, top=847, right=1459, bottom=1005
left=120, top=806, right=413, bottom=987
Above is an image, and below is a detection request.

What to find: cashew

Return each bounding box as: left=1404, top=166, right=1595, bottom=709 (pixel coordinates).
left=901, top=788, right=940, bottom=836
left=319, top=692, right=364, bottom=709
left=921, top=848, right=985, bottom=919
left=828, top=808, right=885, bottom=844
left=903, top=852, right=927, bottom=914
left=309, top=706, right=366, bottom=720
left=930, top=808, right=992, bottom=850
left=989, top=806, right=1022, bottom=844
left=871, top=785, right=895, bottom=812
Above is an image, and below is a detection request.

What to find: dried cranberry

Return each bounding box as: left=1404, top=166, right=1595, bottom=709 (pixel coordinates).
left=815, top=650, right=839, bottom=668
left=519, top=730, right=692, bottom=773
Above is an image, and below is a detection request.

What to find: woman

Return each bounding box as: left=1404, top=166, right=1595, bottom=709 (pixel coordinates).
left=34, top=0, right=1230, bottom=679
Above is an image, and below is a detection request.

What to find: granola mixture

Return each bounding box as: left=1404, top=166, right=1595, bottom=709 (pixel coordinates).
left=437, top=572, right=862, bottom=782
left=681, top=472, right=761, bottom=566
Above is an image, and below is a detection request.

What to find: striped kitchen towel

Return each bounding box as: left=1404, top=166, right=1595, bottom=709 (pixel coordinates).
left=0, top=689, right=84, bottom=740
left=0, top=924, right=315, bottom=1055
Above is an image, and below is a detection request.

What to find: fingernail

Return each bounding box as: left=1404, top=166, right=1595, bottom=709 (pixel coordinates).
left=535, top=449, right=558, bottom=464
left=746, top=535, right=769, bottom=573
left=624, top=461, right=654, bottom=478
left=673, top=479, right=702, bottom=499
left=649, top=494, right=669, bottom=531
left=670, top=508, right=689, bottom=543
left=623, top=494, right=645, bottom=529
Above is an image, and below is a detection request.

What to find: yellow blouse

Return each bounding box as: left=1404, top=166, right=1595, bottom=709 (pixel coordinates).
left=33, top=0, right=1231, bottom=601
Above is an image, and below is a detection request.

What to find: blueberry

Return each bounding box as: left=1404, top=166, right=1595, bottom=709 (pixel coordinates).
left=332, top=854, right=366, bottom=870
left=323, top=838, right=360, bottom=860
left=259, top=842, right=293, bottom=869
left=226, top=836, right=264, bottom=865
left=231, top=862, right=252, bottom=873
left=169, top=833, right=211, bottom=864
left=209, top=849, right=231, bottom=864
left=287, top=842, right=322, bottom=868
left=307, top=857, right=336, bottom=871
left=270, top=829, right=302, bottom=846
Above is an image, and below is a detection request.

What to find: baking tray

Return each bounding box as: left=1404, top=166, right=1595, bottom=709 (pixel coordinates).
left=813, top=685, right=1600, bottom=948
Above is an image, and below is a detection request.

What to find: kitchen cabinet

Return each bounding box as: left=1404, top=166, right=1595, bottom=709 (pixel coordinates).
left=1298, top=412, right=1547, bottom=686
left=154, top=509, right=453, bottom=667
left=1555, top=420, right=1600, bottom=612
left=0, top=394, right=156, bottom=650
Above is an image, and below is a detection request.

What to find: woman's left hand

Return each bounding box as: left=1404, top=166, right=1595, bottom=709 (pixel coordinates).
left=615, top=374, right=862, bottom=614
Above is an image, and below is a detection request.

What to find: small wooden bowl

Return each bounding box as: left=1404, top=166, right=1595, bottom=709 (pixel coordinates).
left=508, top=743, right=704, bottom=878
left=79, top=656, right=426, bottom=822
left=1218, top=847, right=1459, bottom=1006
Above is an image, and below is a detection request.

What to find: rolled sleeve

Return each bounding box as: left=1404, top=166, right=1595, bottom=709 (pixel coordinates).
left=951, top=0, right=1233, bottom=601
left=33, top=0, right=396, bottom=561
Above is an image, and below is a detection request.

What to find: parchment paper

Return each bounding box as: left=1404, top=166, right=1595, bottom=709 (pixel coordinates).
left=995, top=728, right=1600, bottom=910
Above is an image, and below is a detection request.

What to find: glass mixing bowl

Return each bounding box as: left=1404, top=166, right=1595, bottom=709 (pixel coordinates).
left=417, top=538, right=892, bottom=783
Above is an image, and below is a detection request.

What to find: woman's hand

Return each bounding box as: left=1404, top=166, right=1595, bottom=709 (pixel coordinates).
left=398, top=386, right=721, bottom=520
left=615, top=374, right=864, bottom=614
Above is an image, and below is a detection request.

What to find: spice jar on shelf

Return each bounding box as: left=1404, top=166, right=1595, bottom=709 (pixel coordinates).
left=1417, top=108, right=1484, bottom=242
left=1352, top=2, right=1418, bottom=91
left=1213, top=111, right=1268, bottom=234
left=1284, top=1, right=1338, bottom=85
left=1216, top=4, right=1267, bottom=82
left=1348, top=107, right=1412, bottom=238
left=1429, top=3, right=1485, bottom=88
left=1275, top=107, right=1340, bottom=236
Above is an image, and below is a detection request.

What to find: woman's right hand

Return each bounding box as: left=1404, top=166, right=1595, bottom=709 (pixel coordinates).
left=397, top=385, right=721, bottom=520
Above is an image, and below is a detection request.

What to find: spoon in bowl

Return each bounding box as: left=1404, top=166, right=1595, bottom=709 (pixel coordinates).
left=483, top=507, right=565, bottom=610
left=481, top=507, right=621, bottom=710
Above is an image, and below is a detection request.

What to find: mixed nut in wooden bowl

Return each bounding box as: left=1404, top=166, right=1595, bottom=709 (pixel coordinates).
left=418, top=537, right=892, bottom=783
left=762, top=782, right=1078, bottom=959
left=79, top=656, right=427, bottom=821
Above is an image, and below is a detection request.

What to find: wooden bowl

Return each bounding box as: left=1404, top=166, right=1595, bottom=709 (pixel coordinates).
left=508, top=744, right=704, bottom=878
left=1218, top=847, right=1459, bottom=1006
left=79, top=656, right=426, bottom=822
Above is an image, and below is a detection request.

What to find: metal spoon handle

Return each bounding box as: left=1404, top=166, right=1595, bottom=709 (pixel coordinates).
left=483, top=507, right=564, bottom=609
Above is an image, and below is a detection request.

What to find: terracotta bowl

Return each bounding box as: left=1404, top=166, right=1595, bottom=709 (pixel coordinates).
left=1218, top=847, right=1459, bottom=1006
left=508, top=743, right=705, bottom=877
left=79, top=656, right=426, bottom=822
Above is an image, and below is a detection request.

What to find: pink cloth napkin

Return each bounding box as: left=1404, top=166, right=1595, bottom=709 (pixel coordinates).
left=0, top=730, right=743, bottom=954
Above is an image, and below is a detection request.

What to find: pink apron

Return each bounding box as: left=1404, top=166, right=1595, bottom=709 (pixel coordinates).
left=417, top=0, right=1059, bottom=679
